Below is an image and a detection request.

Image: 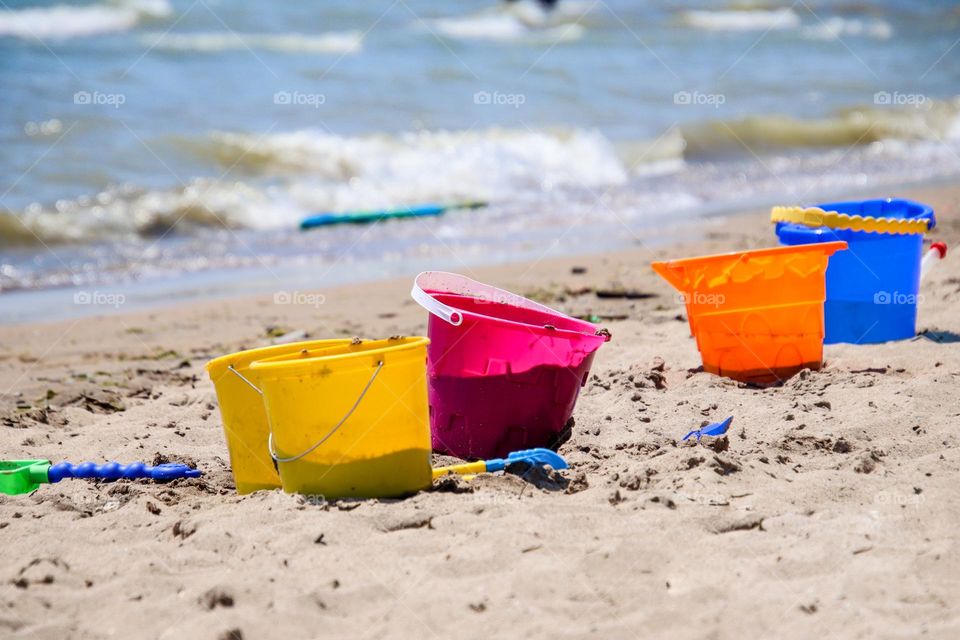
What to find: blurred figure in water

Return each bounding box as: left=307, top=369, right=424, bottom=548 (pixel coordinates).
left=503, top=0, right=560, bottom=27
left=506, top=0, right=558, bottom=8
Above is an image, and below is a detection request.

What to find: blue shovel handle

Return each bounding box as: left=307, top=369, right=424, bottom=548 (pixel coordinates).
left=47, top=461, right=201, bottom=483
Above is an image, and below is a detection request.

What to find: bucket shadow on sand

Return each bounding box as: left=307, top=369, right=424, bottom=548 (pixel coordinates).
left=917, top=329, right=960, bottom=344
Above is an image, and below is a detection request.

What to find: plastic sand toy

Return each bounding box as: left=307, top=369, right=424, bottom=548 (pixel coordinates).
left=0, top=460, right=200, bottom=496
left=249, top=337, right=433, bottom=498
left=300, top=201, right=487, bottom=229
left=652, top=242, right=846, bottom=384
left=205, top=339, right=352, bottom=494
left=412, top=272, right=609, bottom=459
left=682, top=417, right=733, bottom=442
left=774, top=198, right=936, bottom=344
left=432, top=448, right=569, bottom=480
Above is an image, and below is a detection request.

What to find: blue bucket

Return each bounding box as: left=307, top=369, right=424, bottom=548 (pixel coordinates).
left=775, top=198, right=935, bottom=345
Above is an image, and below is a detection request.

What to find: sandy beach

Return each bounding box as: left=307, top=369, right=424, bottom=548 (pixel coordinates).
left=1, top=183, right=958, bottom=639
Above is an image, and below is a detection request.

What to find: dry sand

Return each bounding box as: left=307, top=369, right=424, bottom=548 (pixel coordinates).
left=2, top=185, right=959, bottom=639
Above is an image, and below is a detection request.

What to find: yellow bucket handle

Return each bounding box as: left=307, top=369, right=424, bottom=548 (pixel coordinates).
left=262, top=360, right=384, bottom=464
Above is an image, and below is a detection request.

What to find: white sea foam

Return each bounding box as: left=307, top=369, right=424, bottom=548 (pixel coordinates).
left=432, top=15, right=583, bottom=42
left=7, top=178, right=295, bottom=246
left=681, top=8, right=893, bottom=40
left=142, top=30, right=364, bottom=54
left=203, top=127, right=628, bottom=208
left=801, top=17, right=893, bottom=40
left=680, top=8, right=801, bottom=32
left=0, top=0, right=171, bottom=40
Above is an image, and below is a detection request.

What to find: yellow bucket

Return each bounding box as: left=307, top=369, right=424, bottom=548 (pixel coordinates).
left=249, top=336, right=432, bottom=498
left=204, top=339, right=351, bottom=494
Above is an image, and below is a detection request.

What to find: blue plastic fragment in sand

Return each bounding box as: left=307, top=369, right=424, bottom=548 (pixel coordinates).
left=682, top=416, right=733, bottom=442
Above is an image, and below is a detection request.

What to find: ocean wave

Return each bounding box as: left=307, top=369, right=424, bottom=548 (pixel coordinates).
left=141, top=30, right=363, bottom=54
left=680, top=7, right=893, bottom=39
left=2, top=179, right=299, bottom=248
left=680, top=98, right=960, bottom=156
left=616, top=128, right=688, bottom=176
left=0, top=210, right=48, bottom=247
left=429, top=1, right=591, bottom=42
left=680, top=8, right=801, bottom=32
left=3, top=127, right=628, bottom=247
left=801, top=17, right=892, bottom=40
left=200, top=127, right=627, bottom=195
left=0, top=0, right=171, bottom=40
left=6, top=100, right=958, bottom=249
left=159, top=102, right=960, bottom=187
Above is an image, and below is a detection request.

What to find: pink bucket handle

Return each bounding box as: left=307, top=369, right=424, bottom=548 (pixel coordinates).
left=411, top=274, right=463, bottom=326
left=412, top=271, right=559, bottom=327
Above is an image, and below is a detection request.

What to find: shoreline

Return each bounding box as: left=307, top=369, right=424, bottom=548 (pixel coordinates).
left=1, top=183, right=958, bottom=638
left=5, top=174, right=960, bottom=327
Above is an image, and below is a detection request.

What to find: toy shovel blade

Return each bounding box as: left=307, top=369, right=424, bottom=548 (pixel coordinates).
left=0, top=460, right=52, bottom=496
left=432, top=448, right=569, bottom=479
left=503, top=448, right=569, bottom=470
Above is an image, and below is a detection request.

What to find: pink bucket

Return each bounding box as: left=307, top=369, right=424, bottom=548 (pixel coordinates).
left=412, top=272, right=609, bottom=459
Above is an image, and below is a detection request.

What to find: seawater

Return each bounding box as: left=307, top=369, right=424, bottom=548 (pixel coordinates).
left=1, top=0, right=959, bottom=320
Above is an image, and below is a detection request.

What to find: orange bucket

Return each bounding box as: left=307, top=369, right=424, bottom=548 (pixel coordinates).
left=652, top=242, right=847, bottom=384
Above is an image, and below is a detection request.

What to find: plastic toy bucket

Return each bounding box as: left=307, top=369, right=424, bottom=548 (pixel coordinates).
left=652, top=242, right=847, bottom=384
left=411, top=272, right=609, bottom=459
left=205, top=339, right=351, bottom=494
left=248, top=337, right=432, bottom=498
left=775, top=199, right=935, bottom=344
